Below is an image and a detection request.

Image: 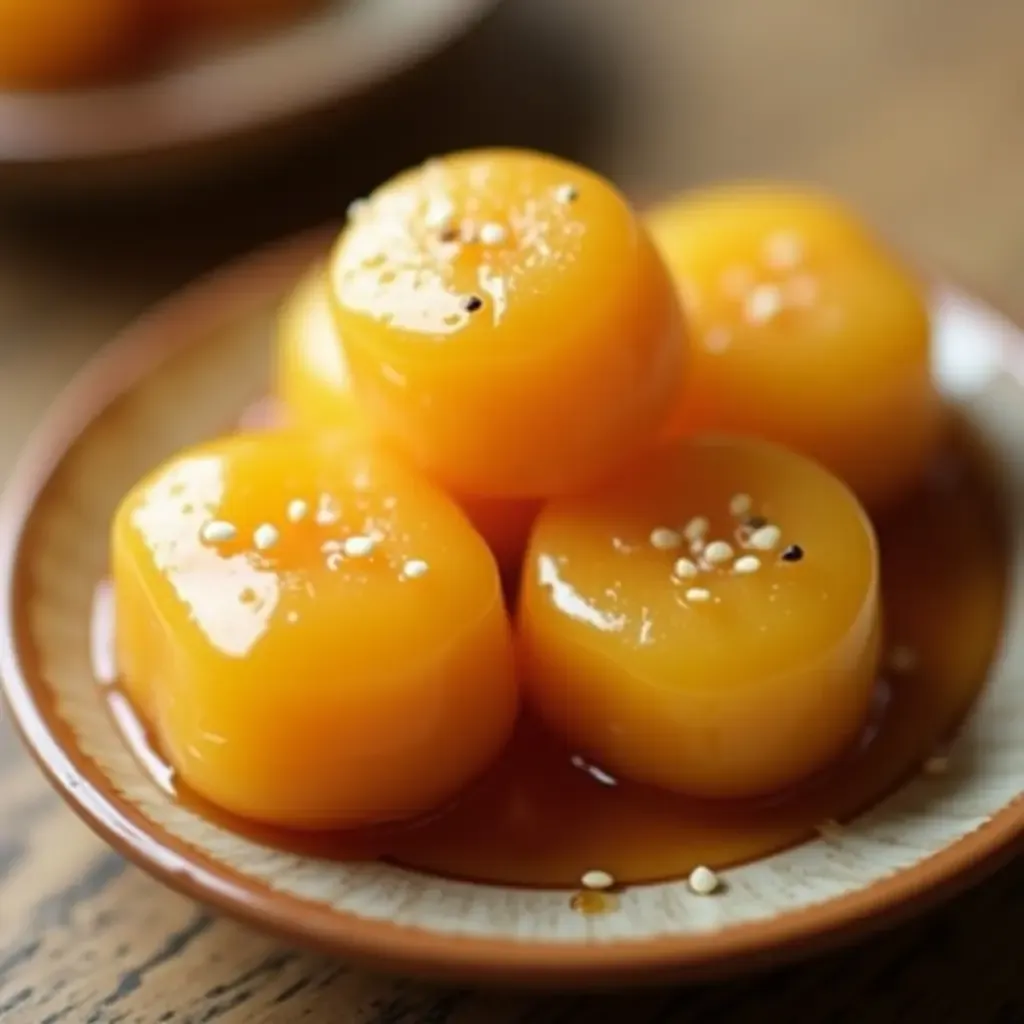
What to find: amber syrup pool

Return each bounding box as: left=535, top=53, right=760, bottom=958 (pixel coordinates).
left=93, top=413, right=1008, bottom=890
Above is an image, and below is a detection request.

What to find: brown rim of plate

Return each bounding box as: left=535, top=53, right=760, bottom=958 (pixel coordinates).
left=2, top=229, right=1024, bottom=989
left=0, top=0, right=497, bottom=165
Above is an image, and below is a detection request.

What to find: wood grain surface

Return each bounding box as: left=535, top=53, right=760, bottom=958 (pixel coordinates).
left=2, top=0, right=1024, bottom=1019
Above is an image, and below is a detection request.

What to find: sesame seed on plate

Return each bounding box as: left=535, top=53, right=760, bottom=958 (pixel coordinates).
left=478, top=222, right=507, bottom=245
left=703, top=540, right=734, bottom=565
left=673, top=557, right=699, bottom=579
left=683, top=516, right=709, bottom=542
left=461, top=294, right=484, bottom=313
left=402, top=559, right=429, bottom=579
left=554, top=183, right=579, bottom=203
left=200, top=520, right=236, bottom=543
left=581, top=869, right=614, bottom=891
left=780, top=543, right=804, bottom=562
left=748, top=525, right=782, bottom=551
left=733, top=555, right=761, bottom=574
left=729, top=493, right=752, bottom=516
left=253, top=523, right=280, bottom=552
left=685, top=587, right=711, bottom=603
left=286, top=499, right=308, bottom=523
left=343, top=535, right=376, bottom=558
left=650, top=527, right=682, bottom=550
left=688, top=865, right=720, bottom=895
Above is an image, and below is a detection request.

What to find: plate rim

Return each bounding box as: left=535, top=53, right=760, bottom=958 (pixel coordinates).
left=2, top=229, right=1024, bottom=988
left=0, top=0, right=497, bottom=166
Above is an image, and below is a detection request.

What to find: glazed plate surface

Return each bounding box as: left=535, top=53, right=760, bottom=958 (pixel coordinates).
left=2, top=232, right=1023, bottom=987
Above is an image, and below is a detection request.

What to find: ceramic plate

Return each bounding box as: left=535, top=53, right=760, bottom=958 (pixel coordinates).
left=0, top=0, right=495, bottom=192
left=2, top=231, right=1023, bottom=988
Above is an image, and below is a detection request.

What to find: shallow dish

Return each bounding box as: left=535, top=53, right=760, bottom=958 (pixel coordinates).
left=2, top=230, right=1023, bottom=988
left=0, top=0, right=494, bottom=194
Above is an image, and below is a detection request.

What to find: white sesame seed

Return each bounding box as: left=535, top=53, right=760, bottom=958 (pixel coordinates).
left=729, top=493, right=752, bottom=517
left=200, top=520, right=236, bottom=543
left=346, top=198, right=369, bottom=221
left=343, top=535, right=376, bottom=558
left=673, top=557, right=699, bottom=579
left=402, top=558, right=429, bottom=579
left=649, top=527, right=682, bottom=550
left=581, top=869, right=614, bottom=891
left=554, top=183, right=578, bottom=204
left=683, top=516, right=709, bottom=542
left=748, top=525, right=781, bottom=551
left=315, top=496, right=339, bottom=526
left=703, top=540, right=734, bottom=565
left=924, top=754, right=949, bottom=776
left=286, top=499, right=308, bottom=523
left=688, top=865, right=720, bottom=896
left=745, top=283, right=784, bottom=324
left=733, top=555, right=761, bottom=574
left=326, top=552, right=344, bottom=572
left=478, top=222, right=507, bottom=245
left=685, top=587, right=711, bottom=603
left=888, top=646, right=918, bottom=673
left=253, top=523, right=280, bottom=551
left=763, top=231, right=803, bottom=269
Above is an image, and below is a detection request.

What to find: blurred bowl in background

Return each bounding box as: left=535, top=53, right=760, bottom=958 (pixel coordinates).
left=0, top=0, right=498, bottom=200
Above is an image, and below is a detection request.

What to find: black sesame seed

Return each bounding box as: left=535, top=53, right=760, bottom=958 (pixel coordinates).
left=745, top=515, right=768, bottom=529
left=461, top=295, right=484, bottom=313
left=781, top=544, right=804, bottom=562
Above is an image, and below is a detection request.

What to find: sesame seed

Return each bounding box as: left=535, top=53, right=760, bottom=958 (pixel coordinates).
left=688, top=865, right=720, bottom=896
left=733, top=555, right=761, bottom=574
left=439, top=226, right=460, bottom=243
left=888, top=646, right=918, bottom=672
left=554, top=183, right=579, bottom=204
left=286, top=611, right=299, bottom=624
left=581, top=869, right=614, bottom=891
left=402, top=558, right=429, bottom=579
left=200, top=520, right=236, bottom=543
left=673, top=557, right=699, bottom=579
left=315, top=497, right=339, bottom=526
left=253, top=523, right=280, bottom=551
left=326, top=552, right=344, bottom=572
left=749, top=525, right=782, bottom=551
left=478, top=222, right=507, bottom=245
left=650, top=527, right=682, bottom=550
left=746, top=283, right=784, bottom=324
left=924, top=754, right=949, bottom=776
left=286, top=499, right=308, bottom=523
left=343, top=535, right=376, bottom=558
left=703, top=540, right=734, bottom=565
left=763, top=231, right=803, bottom=269
left=461, top=294, right=483, bottom=313
left=729, top=493, right=752, bottom=517
left=685, top=587, right=711, bottom=603
left=683, top=516, right=709, bottom=542
left=781, top=544, right=804, bottom=562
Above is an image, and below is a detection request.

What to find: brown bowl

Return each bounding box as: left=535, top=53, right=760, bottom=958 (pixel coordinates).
left=0, top=0, right=496, bottom=196
left=2, top=231, right=1024, bottom=988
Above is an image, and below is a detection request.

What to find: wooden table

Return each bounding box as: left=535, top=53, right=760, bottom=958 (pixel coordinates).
left=2, top=1, right=1024, bottom=1019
